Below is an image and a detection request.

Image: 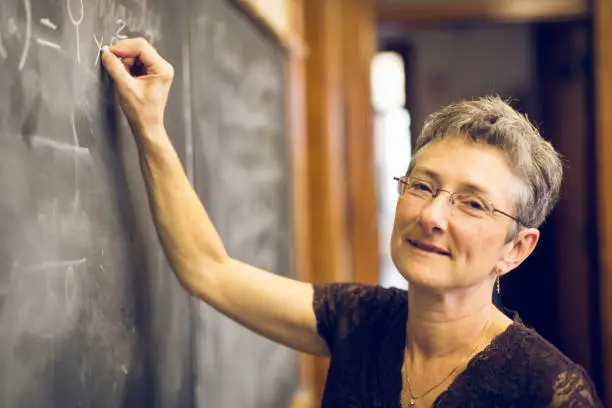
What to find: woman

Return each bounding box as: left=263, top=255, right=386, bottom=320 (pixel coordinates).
left=101, top=39, right=602, bottom=407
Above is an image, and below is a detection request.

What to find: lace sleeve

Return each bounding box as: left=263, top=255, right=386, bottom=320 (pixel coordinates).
left=312, top=283, right=398, bottom=352
left=548, top=366, right=604, bottom=407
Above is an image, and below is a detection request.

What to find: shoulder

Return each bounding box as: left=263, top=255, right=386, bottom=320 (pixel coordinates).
left=503, top=323, right=580, bottom=372
left=312, top=283, right=407, bottom=350
left=313, top=282, right=406, bottom=311
left=495, top=322, right=602, bottom=406
left=313, top=283, right=406, bottom=324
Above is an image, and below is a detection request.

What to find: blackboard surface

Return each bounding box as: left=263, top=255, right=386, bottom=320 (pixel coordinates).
left=0, top=0, right=296, bottom=406
left=189, top=1, right=296, bottom=407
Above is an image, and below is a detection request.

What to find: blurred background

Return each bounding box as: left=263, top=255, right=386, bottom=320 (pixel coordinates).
left=256, top=0, right=611, bottom=406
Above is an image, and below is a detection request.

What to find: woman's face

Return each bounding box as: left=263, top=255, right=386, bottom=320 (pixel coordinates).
left=391, top=137, right=535, bottom=292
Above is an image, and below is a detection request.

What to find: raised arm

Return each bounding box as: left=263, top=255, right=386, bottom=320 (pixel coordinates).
left=100, top=38, right=329, bottom=357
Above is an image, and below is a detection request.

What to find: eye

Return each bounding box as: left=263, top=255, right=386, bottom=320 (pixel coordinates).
left=457, top=195, right=489, bottom=212
left=467, top=200, right=484, bottom=210
left=411, top=180, right=434, bottom=193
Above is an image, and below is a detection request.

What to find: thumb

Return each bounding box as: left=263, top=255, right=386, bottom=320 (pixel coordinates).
left=101, top=46, right=135, bottom=88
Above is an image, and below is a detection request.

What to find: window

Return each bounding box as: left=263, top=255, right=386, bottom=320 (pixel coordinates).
left=371, top=51, right=411, bottom=289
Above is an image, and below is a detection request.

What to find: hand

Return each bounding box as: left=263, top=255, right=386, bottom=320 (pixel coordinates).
left=101, top=38, right=174, bottom=135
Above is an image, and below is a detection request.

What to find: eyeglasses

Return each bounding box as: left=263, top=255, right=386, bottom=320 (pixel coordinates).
left=393, top=176, right=522, bottom=225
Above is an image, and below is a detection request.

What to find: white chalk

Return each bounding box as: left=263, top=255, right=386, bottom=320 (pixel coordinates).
left=101, top=45, right=109, bottom=53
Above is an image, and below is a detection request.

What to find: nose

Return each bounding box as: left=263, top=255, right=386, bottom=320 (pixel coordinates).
left=418, top=192, right=451, bottom=233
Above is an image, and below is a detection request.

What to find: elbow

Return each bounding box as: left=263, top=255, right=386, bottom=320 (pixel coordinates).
left=172, top=256, right=231, bottom=300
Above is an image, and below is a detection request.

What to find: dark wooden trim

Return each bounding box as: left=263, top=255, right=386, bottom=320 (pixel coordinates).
left=377, top=0, right=589, bottom=25
left=286, top=13, right=316, bottom=408
left=303, top=0, right=351, bottom=404
left=282, top=1, right=319, bottom=406
left=234, top=0, right=307, bottom=54
left=594, top=0, right=612, bottom=404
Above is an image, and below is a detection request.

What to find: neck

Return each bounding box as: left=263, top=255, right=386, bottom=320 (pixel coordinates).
left=405, top=284, right=497, bottom=360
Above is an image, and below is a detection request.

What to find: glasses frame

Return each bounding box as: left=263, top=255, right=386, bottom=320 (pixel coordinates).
left=393, top=176, right=523, bottom=226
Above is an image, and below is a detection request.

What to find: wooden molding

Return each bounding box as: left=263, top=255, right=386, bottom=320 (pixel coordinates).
left=235, top=0, right=308, bottom=56
left=594, top=0, right=612, bottom=404
left=303, top=0, right=351, bottom=404
left=300, top=0, right=380, bottom=404
left=283, top=0, right=317, bottom=406
left=377, top=0, right=589, bottom=24
left=342, top=0, right=380, bottom=286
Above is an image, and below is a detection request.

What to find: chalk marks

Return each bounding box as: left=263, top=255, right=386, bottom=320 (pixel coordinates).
left=0, top=35, right=6, bottom=60
left=110, top=19, right=128, bottom=46
left=96, top=0, right=163, bottom=44
left=14, top=256, right=86, bottom=339
left=35, top=38, right=61, bottom=50
left=70, top=112, right=87, bottom=208
left=93, top=34, right=104, bottom=67
left=0, top=0, right=33, bottom=68
left=39, top=18, right=57, bottom=30
left=24, top=258, right=86, bottom=272
left=18, top=0, right=32, bottom=70
left=30, top=135, right=91, bottom=158
left=36, top=17, right=62, bottom=54
left=2, top=193, right=92, bottom=340
left=64, top=265, right=78, bottom=318
left=67, top=0, right=84, bottom=64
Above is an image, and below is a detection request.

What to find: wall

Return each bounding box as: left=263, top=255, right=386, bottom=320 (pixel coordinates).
left=381, top=24, right=535, bottom=136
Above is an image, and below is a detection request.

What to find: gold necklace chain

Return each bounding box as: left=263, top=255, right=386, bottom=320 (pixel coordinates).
left=402, top=319, right=491, bottom=407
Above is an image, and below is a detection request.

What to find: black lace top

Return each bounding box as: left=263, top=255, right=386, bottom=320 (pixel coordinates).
left=312, top=283, right=603, bottom=408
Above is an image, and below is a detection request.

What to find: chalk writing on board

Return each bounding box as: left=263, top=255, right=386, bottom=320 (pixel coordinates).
left=97, top=0, right=162, bottom=44
left=20, top=0, right=31, bottom=70
left=39, top=18, right=57, bottom=30
left=67, top=0, right=84, bottom=64
left=30, top=135, right=90, bottom=157
left=36, top=16, right=62, bottom=52
left=1, top=195, right=89, bottom=339
left=35, top=38, right=61, bottom=50
left=1, top=0, right=33, bottom=70
left=110, top=19, right=128, bottom=45
left=9, top=258, right=84, bottom=339
left=93, top=34, right=105, bottom=67
left=0, top=33, right=6, bottom=60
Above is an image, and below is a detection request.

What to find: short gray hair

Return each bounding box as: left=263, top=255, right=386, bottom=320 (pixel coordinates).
left=408, top=95, right=563, bottom=229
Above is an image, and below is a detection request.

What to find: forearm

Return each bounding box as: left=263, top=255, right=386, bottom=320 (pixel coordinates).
left=136, top=125, right=228, bottom=294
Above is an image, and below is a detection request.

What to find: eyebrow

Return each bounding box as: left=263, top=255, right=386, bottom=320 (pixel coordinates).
left=410, top=167, right=493, bottom=197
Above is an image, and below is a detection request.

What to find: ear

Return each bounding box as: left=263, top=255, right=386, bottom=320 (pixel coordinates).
left=495, top=228, right=540, bottom=277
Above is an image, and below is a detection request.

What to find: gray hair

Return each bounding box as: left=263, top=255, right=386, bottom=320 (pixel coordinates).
left=408, top=95, right=563, bottom=229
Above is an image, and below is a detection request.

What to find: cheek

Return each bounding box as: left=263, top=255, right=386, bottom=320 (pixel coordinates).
left=391, top=201, right=414, bottom=249
left=456, top=223, right=505, bottom=262
left=393, top=198, right=419, bottom=227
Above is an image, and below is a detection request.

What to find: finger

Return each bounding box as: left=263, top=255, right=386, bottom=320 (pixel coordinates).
left=121, top=57, right=136, bottom=71
left=109, top=38, right=168, bottom=75
left=101, top=47, right=135, bottom=87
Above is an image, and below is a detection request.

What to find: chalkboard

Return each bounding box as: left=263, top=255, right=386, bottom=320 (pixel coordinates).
left=189, top=1, right=297, bottom=407
left=0, top=0, right=296, bottom=406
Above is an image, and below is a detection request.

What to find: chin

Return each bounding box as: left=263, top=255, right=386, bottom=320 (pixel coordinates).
left=394, top=259, right=436, bottom=286
left=392, top=254, right=453, bottom=291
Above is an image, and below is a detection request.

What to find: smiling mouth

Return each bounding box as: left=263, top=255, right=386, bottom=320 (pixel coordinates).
left=407, top=239, right=451, bottom=257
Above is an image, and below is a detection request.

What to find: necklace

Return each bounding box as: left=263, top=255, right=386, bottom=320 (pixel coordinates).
left=401, top=319, right=491, bottom=408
